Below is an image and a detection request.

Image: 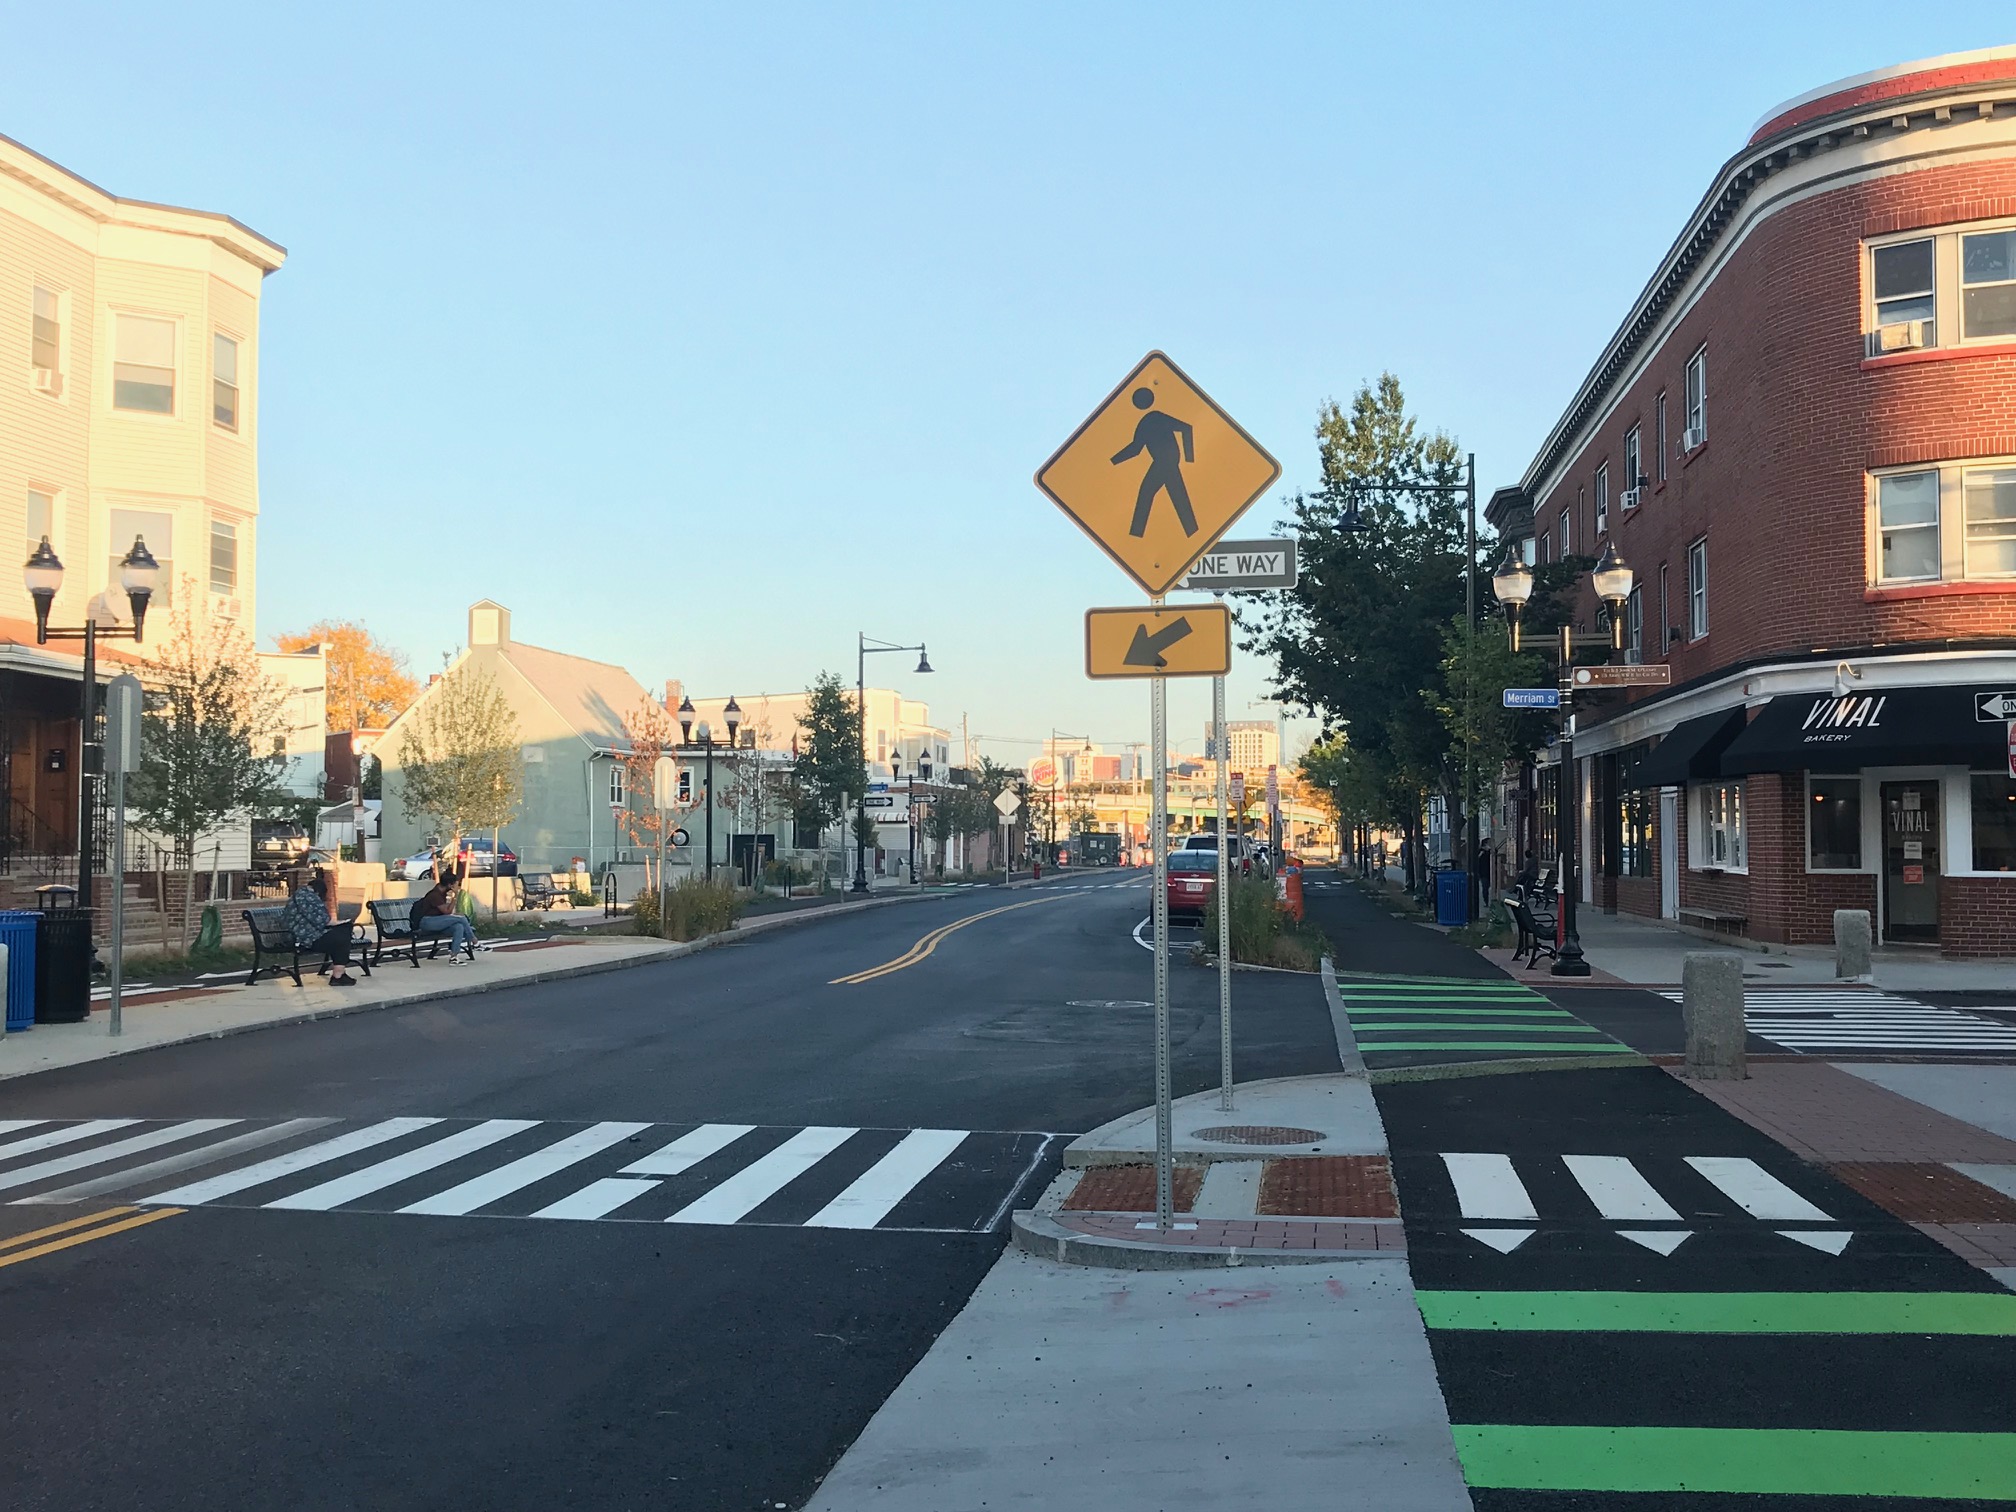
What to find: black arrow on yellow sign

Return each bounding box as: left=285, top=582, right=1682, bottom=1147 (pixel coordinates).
left=1124, top=616, right=1194, bottom=668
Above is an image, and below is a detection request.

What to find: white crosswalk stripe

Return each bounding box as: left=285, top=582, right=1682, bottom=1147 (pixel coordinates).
left=0, top=1116, right=1052, bottom=1234
left=1427, top=1151, right=1848, bottom=1255
left=1655, top=986, right=2016, bottom=1054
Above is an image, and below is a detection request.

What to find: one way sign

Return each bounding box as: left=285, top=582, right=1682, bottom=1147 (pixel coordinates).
left=1977, top=691, right=2016, bottom=721
left=1183, top=539, right=1298, bottom=591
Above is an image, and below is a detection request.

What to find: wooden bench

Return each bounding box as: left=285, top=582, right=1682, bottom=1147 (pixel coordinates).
left=1678, top=906, right=1748, bottom=935
left=367, top=897, right=454, bottom=968
left=519, top=871, right=562, bottom=911
left=243, top=907, right=372, bottom=988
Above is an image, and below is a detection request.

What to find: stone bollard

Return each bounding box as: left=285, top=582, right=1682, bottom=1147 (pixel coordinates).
left=1834, top=909, right=1873, bottom=981
left=1682, top=953, right=1747, bottom=1081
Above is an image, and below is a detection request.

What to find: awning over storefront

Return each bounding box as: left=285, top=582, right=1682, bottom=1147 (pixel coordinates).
left=1720, top=686, right=2015, bottom=774
left=1622, top=708, right=1748, bottom=789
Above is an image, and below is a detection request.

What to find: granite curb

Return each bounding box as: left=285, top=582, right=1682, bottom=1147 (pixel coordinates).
left=1008, top=1208, right=1406, bottom=1270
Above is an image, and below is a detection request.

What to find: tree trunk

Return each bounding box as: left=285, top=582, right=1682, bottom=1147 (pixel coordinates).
left=182, top=858, right=197, bottom=958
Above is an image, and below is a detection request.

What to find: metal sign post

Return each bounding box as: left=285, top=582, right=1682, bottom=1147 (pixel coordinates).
left=104, top=673, right=143, bottom=1039
left=1149, top=644, right=1173, bottom=1230
left=1213, top=668, right=1232, bottom=1111
left=993, top=788, right=1020, bottom=886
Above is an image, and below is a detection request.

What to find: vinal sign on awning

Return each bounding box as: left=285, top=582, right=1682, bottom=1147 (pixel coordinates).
left=1720, top=686, right=2014, bottom=775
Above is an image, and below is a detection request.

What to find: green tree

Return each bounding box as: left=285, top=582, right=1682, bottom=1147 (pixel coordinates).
left=396, top=667, right=523, bottom=879
left=1247, top=375, right=1473, bottom=886
left=126, top=599, right=292, bottom=950
left=792, top=672, right=862, bottom=834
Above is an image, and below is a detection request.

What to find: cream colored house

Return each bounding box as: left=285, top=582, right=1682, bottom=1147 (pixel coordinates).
left=0, top=130, right=284, bottom=878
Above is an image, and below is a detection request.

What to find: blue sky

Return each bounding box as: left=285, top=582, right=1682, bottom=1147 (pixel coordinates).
left=12, top=3, right=2013, bottom=765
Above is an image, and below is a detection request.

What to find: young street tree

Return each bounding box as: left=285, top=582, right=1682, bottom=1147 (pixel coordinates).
left=618, top=695, right=683, bottom=887
left=273, top=619, right=419, bottom=733
left=396, top=666, right=523, bottom=895
left=126, top=596, right=292, bottom=949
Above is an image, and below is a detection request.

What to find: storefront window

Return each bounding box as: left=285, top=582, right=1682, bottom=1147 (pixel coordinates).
left=1973, top=774, right=2016, bottom=872
left=1536, top=768, right=1558, bottom=867
left=1698, top=781, right=1744, bottom=868
left=1808, top=775, right=1862, bottom=869
left=1618, top=745, right=1655, bottom=878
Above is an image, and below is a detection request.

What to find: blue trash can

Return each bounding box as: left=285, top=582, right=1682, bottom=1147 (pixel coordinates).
left=1435, top=869, right=1471, bottom=928
left=0, top=910, right=40, bottom=1032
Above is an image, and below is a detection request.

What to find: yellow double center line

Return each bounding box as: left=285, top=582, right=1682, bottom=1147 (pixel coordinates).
left=0, top=1205, right=185, bottom=1272
left=830, top=897, right=1060, bottom=984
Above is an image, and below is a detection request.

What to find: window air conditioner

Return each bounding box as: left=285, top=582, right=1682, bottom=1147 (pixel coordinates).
left=1682, top=425, right=1706, bottom=452
left=216, top=596, right=242, bottom=620
left=1619, top=487, right=1642, bottom=509
left=31, top=367, right=62, bottom=396
left=1865, top=319, right=1934, bottom=357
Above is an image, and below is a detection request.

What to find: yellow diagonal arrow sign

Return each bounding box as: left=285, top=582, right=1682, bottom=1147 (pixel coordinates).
left=1085, top=605, right=1232, bottom=679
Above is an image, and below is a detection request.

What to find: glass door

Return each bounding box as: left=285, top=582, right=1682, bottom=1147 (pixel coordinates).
left=1880, top=780, right=1941, bottom=943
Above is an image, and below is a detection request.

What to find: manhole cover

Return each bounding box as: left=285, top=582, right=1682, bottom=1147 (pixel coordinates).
left=1191, top=1124, right=1326, bottom=1146
left=1066, top=999, right=1152, bottom=1009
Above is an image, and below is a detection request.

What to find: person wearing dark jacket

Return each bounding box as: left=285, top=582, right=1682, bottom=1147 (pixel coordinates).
left=411, top=865, right=479, bottom=961
left=282, top=869, right=360, bottom=985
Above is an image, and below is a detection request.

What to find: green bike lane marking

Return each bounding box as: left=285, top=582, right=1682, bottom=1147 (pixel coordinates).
left=1451, top=1424, right=2016, bottom=1498
left=1353, top=1040, right=1638, bottom=1053
left=1351, top=1023, right=1613, bottom=1034
left=1339, top=974, right=1631, bottom=1062
left=1419, top=1289, right=2016, bottom=1334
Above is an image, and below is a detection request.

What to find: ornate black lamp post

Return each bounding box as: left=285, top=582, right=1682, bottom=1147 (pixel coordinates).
left=26, top=534, right=160, bottom=933
left=1491, top=539, right=1634, bottom=977
left=676, top=694, right=739, bottom=879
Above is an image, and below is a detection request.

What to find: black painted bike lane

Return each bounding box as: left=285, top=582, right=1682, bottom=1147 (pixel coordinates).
left=1308, top=872, right=2016, bottom=1505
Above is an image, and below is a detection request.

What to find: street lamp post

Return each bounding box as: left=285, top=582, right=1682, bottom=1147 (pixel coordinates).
left=854, top=634, right=931, bottom=894
left=676, top=695, right=739, bottom=880
left=26, top=535, right=160, bottom=944
left=1491, top=539, right=1634, bottom=978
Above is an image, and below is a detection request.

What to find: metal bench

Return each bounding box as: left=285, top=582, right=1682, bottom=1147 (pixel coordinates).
left=243, top=907, right=371, bottom=988
left=366, top=897, right=455, bottom=968
left=1505, top=892, right=1559, bottom=970
left=519, top=871, right=562, bottom=911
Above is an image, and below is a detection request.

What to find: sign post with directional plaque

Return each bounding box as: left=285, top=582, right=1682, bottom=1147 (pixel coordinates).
left=1037, top=352, right=1279, bottom=1235
left=993, top=788, right=1020, bottom=885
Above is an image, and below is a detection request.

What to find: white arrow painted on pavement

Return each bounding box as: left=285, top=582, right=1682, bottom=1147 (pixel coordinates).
left=1619, top=1230, right=1692, bottom=1255
left=1462, top=1227, right=1535, bottom=1253
left=1780, top=1230, right=1853, bottom=1254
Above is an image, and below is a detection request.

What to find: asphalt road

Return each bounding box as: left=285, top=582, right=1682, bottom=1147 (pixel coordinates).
left=0, top=870, right=1341, bottom=1512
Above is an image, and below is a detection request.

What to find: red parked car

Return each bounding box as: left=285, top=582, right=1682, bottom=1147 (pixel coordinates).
left=1164, top=850, right=1219, bottom=918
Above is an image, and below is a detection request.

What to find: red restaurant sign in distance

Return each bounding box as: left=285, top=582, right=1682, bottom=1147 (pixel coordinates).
left=1570, top=664, right=1673, bottom=688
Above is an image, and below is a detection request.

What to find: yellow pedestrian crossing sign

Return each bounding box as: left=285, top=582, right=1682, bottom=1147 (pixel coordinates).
left=1085, top=604, right=1233, bottom=680
left=1036, top=352, right=1281, bottom=597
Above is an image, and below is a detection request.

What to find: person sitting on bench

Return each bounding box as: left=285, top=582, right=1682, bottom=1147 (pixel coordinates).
left=411, top=861, right=480, bottom=961
left=283, top=868, right=361, bottom=986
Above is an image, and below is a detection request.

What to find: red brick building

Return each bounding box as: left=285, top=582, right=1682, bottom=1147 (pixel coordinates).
left=1489, top=49, right=2016, bottom=958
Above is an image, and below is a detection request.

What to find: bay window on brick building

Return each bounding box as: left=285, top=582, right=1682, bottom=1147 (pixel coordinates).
left=1487, top=47, right=2016, bottom=958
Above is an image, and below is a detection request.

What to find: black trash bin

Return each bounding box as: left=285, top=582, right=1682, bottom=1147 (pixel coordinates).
left=34, top=907, right=93, bottom=1024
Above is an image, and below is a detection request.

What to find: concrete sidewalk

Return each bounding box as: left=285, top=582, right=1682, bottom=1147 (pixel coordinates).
left=805, top=1250, right=1470, bottom=1512
left=1500, top=907, right=2016, bottom=990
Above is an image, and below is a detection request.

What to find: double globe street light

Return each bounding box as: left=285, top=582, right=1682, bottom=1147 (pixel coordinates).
left=1490, top=539, right=1634, bottom=977
left=25, top=534, right=162, bottom=934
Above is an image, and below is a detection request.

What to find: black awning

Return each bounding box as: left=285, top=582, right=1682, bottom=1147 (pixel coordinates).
left=1720, top=686, right=2013, bottom=775
left=1622, top=708, right=1748, bottom=789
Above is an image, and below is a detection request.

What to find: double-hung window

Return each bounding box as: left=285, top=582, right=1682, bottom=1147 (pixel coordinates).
left=1658, top=564, right=1670, bottom=656
left=1698, top=782, right=1745, bottom=868
left=209, top=520, right=238, bottom=594
left=1537, top=532, right=1551, bottom=565
left=113, top=314, right=176, bottom=414
left=1962, top=229, right=2016, bottom=341
left=212, top=333, right=240, bottom=431
left=609, top=760, right=626, bottom=807
left=1594, top=463, right=1609, bottom=535
left=1876, top=469, right=1941, bottom=582
left=31, top=286, right=62, bottom=381
left=1654, top=392, right=1668, bottom=481
left=1964, top=466, right=2016, bottom=577
left=1623, top=426, right=1641, bottom=502
left=1871, top=237, right=1937, bottom=334
left=27, top=488, right=55, bottom=552
left=1687, top=537, right=1708, bottom=639
left=1559, top=506, right=1572, bottom=558
left=1624, top=585, right=1642, bottom=664
left=1683, top=348, right=1706, bottom=447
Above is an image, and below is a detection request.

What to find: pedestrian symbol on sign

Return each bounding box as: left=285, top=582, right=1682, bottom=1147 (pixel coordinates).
left=1111, top=388, right=1197, bottom=537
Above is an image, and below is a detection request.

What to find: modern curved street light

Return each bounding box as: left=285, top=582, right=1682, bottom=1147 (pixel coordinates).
left=854, top=634, right=931, bottom=894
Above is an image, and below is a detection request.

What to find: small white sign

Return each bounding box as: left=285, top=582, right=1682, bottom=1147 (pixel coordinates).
left=994, top=790, right=1021, bottom=817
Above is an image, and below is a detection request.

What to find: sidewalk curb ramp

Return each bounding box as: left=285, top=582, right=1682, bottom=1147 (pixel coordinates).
left=0, top=885, right=958, bottom=1082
